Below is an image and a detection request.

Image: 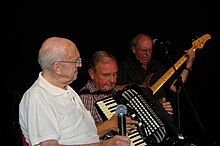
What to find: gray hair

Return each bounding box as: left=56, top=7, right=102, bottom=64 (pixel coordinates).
left=130, top=33, right=152, bottom=49
left=89, top=51, right=117, bottom=72
left=38, top=37, right=73, bottom=70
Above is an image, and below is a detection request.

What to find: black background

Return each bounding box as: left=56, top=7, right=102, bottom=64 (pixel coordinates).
left=1, top=1, right=219, bottom=145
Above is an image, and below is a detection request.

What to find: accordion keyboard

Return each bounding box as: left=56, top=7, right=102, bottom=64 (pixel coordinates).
left=96, top=97, right=148, bottom=146
left=96, top=97, right=117, bottom=118
left=95, top=84, right=184, bottom=145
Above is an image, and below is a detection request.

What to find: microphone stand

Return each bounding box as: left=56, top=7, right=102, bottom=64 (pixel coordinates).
left=163, top=45, right=206, bottom=134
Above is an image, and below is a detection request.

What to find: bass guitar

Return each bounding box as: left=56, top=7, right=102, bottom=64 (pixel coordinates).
left=142, top=34, right=211, bottom=94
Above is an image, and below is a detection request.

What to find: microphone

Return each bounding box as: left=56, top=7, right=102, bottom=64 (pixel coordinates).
left=115, top=104, right=127, bottom=136
left=153, top=39, right=171, bottom=46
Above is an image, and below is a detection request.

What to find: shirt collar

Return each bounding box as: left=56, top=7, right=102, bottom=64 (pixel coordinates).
left=38, top=72, right=70, bottom=96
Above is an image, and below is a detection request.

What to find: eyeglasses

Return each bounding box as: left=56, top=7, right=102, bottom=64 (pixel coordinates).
left=134, top=45, right=152, bottom=54
left=58, top=58, right=82, bottom=67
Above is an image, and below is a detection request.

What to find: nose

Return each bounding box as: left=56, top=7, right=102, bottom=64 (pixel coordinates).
left=146, top=49, right=151, bottom=54
left=109, top=74, right=117, bottom=82
left=141, top=50, right=149, bottom=56
left=76, top=62, right=82, bottom=68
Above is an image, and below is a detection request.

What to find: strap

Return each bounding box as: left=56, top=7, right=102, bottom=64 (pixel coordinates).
left=78, top=89, right=117, bottom=95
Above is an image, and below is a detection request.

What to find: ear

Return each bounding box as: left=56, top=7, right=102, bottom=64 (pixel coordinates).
left=131, top=46, right=136, bottom=54
left=53, top=62, right=62, bottom=75
left=88, top=69, right=95, bottom=80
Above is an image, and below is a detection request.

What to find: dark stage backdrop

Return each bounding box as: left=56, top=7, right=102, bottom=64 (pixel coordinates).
left=1, top=1, right=219, bottom=145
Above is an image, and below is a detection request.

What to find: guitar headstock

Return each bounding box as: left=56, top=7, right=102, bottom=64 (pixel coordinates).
left=192, top=34, right=211, bottom=51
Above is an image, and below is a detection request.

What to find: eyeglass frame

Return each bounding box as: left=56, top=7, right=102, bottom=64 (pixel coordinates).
left=133, top=45, right=152, bottom=54
left=57, top=58, right=82, bottom=67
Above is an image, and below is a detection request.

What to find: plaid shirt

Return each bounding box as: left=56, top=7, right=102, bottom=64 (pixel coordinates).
left=79, top=80, right=118, bottom=140
left=79, top=80, right=118, bottom=125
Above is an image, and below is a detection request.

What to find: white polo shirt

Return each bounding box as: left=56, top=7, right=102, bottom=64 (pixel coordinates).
left=19, top=72, right=99, bottom=146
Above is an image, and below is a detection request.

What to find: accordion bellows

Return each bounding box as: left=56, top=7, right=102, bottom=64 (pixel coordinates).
left=95, top=83, right=184, bottom=146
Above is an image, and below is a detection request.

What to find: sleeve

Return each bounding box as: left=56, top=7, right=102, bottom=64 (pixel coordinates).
left=26, top=89, right=60, bottom=145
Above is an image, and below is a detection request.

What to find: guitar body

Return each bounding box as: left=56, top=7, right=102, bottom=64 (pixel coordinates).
left=141, top=73, right=154, bottom=87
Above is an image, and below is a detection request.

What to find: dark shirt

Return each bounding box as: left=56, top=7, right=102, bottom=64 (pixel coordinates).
left=117, top=54, right=174, bottom=99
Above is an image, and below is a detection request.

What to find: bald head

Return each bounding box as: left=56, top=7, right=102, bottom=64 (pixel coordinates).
left=38, top=37, right=79, bottom=70
left=130, top=33, right=153, bottom=48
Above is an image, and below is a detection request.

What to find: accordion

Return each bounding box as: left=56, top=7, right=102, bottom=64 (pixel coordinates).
left=95, top=84, right=184, bottom=146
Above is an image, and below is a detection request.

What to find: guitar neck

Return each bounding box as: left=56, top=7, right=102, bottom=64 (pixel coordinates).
left=149, top=34, right=211, bottom=95
left=150, top=53, right=189, bottom=95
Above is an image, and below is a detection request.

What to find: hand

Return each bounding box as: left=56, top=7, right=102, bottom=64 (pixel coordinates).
left=101, top=135, right=130, bottom=146
left=125, top=116, right=139, bottom=134
left=159, top=97, right=173, bottom=116
left=109, top=114, right=139, bottom=133
left=185, top=49, right=195, bottom=68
